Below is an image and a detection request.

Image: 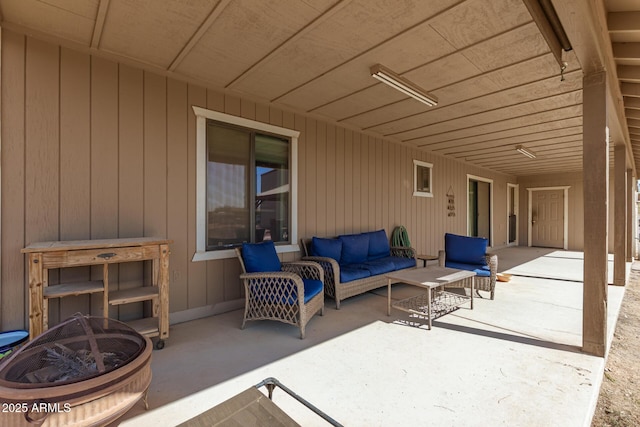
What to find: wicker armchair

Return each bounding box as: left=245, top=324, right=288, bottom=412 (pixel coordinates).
left=235, top=242, right=324, bottom=339
left=437, top=233, right=498, bottom=300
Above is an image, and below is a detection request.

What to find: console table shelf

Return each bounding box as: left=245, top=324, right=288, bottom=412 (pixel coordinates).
left=22, top=237, right=171, bottom=348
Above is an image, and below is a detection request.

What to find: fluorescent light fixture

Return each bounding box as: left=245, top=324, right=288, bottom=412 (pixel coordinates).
left=370, top=64, right=438, bottom=107
left=516, top=145, right=537, bottom=159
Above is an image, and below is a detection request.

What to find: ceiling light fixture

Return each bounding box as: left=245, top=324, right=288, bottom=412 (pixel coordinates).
left=370, top=64, right=438, bottom=107
left=516, top=145, right=537, bottom=159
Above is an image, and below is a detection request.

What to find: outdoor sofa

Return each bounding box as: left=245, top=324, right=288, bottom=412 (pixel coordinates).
left=301, top=229, right=416, bottom=309
left=438, top=233, right=498, bottom=299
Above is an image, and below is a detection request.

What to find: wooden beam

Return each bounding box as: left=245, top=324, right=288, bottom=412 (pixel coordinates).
left=622, top=83, right=640, bottom=97
left=614, top=144, right=626, bottom=286
left=91, top=0, right=110, bottom=49
left=582, top=70, right=608, bottom=357
left=612, top=42, right=640, bottom=60
left=521, top=0, right=564, bottom=66
left=629, top=118, right=640, bottom=128
left=626, top=109, right=640, bottom=120
left=627, top=169, right=634, bottom=262
left=618, top=65, right=640, bottom=82
left=607, top=11, right=640, bottom=32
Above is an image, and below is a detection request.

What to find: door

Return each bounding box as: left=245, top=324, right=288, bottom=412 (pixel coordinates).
left=507, top=184, right=518, bottom=245
left=468, top=177, right=491, bottom=244
left=531, top=189, right=564, bottom=248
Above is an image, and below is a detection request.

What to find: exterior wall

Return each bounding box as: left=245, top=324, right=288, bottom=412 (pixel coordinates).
left=0, top=31, right=516, bottom=330
left=516, top=172, right=585, bottom=251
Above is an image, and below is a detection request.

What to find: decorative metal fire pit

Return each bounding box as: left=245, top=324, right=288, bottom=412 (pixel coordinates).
left=0, top=314, right=152, bottom=426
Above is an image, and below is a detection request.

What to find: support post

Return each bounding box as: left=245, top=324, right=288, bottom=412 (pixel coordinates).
left=626, top=169, right=633, bottom=262
left=582, top=71, right=608, bottom=357
left=613, top=145, right=626, bottom=286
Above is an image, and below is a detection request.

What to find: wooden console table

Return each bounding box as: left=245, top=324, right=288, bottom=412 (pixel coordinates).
left=22, top=237, right=171, bottom=348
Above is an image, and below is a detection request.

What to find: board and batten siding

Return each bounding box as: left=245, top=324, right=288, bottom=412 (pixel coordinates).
left=0, top=31, right=514, bottom=330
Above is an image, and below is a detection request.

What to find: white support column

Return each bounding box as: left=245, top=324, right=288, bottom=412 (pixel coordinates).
left=626, top=169, right=633, bottom=262
left=582, top=71, right=608, bottom=357
left=613, top=145, right=626, bottom=286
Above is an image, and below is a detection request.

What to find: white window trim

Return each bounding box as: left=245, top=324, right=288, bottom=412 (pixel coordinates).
left=192, top=106, right=300, bottom=261
left=413, top=159, right=433, bottom=198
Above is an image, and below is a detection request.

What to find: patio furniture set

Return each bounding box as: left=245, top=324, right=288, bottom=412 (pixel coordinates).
left=236, top=229, right=498, bottom=338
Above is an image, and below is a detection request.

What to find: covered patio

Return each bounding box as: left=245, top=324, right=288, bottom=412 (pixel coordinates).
left=117, top=247, right=628, bottom=426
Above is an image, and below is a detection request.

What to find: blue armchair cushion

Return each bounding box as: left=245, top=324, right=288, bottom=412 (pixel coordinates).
left=301, top=279, right=324, bottom=303
left=367, top=230, right=391, bottom=260
left=311, top=237, right=342, bottom=261
left=242, top=241, right=281, bottom=273
left=445, top=261, right=491, bottom=277
left=263, top=278, right=323, bottom=305
left=339, top=233, right=370, bottom=264
left=445, top=233, right=488, bottom=266
left=339, top=265, right=372, bottom=283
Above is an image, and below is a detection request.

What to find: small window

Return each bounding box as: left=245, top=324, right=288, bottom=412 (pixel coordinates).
left=413, top=159, right=433, bottom=197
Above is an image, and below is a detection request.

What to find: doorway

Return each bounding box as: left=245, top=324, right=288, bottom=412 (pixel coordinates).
left=527, top=187, right=570, bottom=249
left=507, top=183, right=518, bottom=245
left=467, top=175, right=493, bottom=246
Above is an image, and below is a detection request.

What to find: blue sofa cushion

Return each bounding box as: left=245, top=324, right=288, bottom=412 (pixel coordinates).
left=445, top=261, right=491, bottom=277
left=339, top=233, right=370, bottom=264
left=301, top=278, right=324, bottom=303
left=367, top=230, right=391, bottom=260
left=339, top=266, right=372, bottom=283
left=352, top=259, right=396, bottom=275
left=311, top=237, right=342, bottom=261
left=242, top=241, right=281, bottom=273
left=445, top=233, right=488, bottom=265
left=386, top=256, right=417, bottom=270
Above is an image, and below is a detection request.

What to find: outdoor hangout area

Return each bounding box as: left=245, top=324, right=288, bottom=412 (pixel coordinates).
left=1, top=0, right=639, bottom=425
left=114, top=246, right=627, bottom=426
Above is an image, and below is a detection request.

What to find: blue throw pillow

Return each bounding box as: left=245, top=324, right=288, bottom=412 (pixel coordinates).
left=338, top=233, right=370, bottom=264
left=242, top=241, right=282, bottom=273
left=367, top=229, right=390, bottom=260
left=311, top=237, right=342, bottom=261
left=444, top=233, right=487, bottom=265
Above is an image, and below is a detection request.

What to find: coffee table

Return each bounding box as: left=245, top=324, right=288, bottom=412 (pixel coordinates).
left=385, top=267, right=476, bottom=329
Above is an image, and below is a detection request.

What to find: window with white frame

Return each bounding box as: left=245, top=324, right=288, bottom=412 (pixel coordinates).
left=413, top=159, right=433, bottom=197
left=192, top=107, right=299, bottom=261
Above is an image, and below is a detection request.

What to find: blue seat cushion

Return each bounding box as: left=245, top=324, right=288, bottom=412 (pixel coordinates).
left=367, top=230, right=391, bottom=260
left=339, top=233, right=370, bottom=264
left=445, top=261, right=491, bottom=277
left=302, top=278, right=323, bottom=303
left=352, top=259, right=396, bottom=275
left=445, top=233, right=488, bottom=265
left=339, top=265, right=372, bottom=283
left=242, top=241, right=281, bottom=273
left=385, top=256, right=417, bottom=270
left=311, top=237, right=342, bottom=261
left=261, top=278, right=323, bottom=305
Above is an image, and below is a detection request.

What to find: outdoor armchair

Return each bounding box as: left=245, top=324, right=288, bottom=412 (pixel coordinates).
left=235, top=241, right=324, bottom=339
left=438, top=233, right=498, bottom=299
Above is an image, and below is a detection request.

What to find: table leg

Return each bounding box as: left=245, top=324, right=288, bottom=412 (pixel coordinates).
left=427, top=286, right=433, bottom=330
left=470, top=276, right=474, bottom=310
left=387, top=279, right=391, bottom=316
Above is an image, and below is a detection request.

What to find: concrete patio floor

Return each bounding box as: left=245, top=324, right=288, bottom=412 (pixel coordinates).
left=118, top=247, right=627, bottom=427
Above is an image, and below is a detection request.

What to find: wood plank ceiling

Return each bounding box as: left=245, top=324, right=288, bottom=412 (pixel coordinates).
left=0, top=0, right=637, bottom=177
left=607, top=0, right=640, bottom=172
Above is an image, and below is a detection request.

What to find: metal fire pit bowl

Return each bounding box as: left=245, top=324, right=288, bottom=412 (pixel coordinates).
left=0, top=314, right=152, bottom=427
